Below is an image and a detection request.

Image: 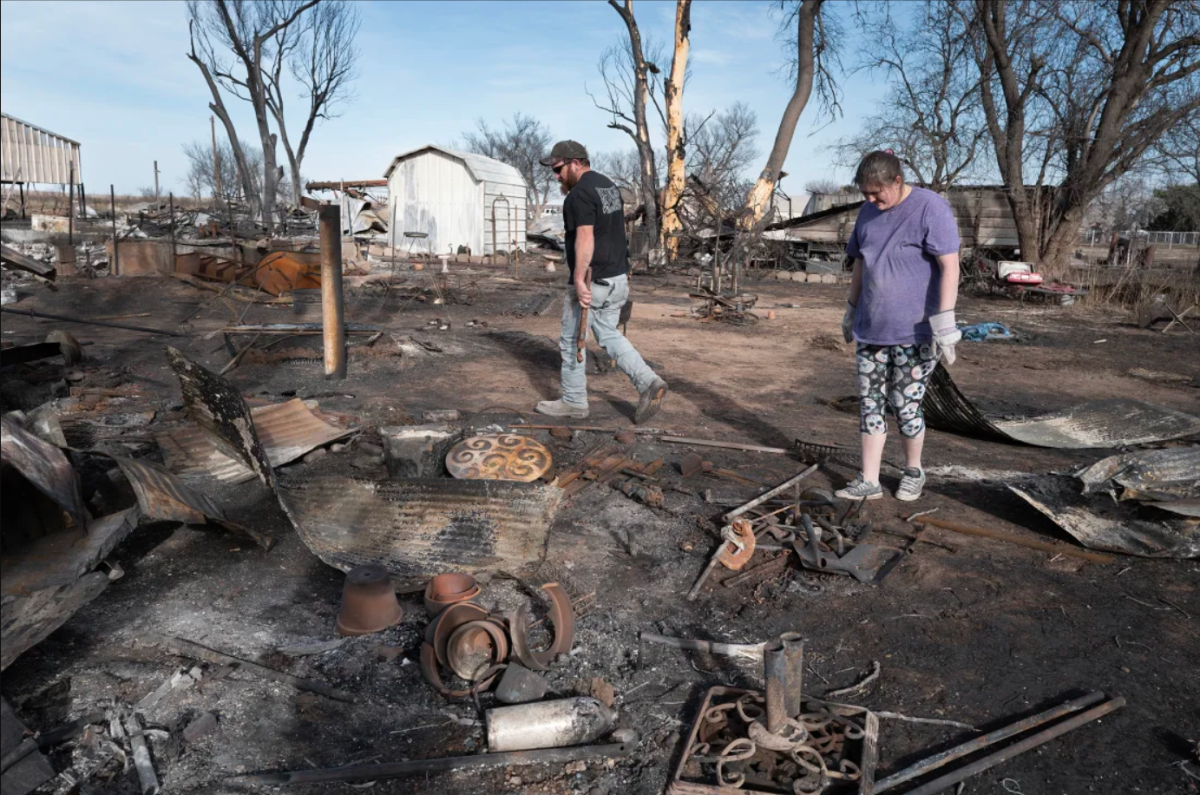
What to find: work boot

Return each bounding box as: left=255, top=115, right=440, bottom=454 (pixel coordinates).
left=895, top=467, right=926, bottom=502
left=834, top=475, right=883, bottom=501
left=535, top=399, right=589, bottom=419
left=634, top=378, right=668, bottom=425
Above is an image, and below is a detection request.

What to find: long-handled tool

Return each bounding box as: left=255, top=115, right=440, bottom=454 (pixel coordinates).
left=577, top=304, right=588, bottom=362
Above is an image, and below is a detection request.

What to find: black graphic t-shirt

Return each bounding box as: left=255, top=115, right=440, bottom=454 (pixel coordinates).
left=563, top=170, right=628, bottom=283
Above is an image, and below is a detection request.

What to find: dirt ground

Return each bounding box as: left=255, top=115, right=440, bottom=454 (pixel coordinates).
left=1, top=260, right=1197, bottom=795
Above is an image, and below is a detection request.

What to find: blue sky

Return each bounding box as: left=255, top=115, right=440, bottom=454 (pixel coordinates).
left=0, top=0, right=894, bottom=197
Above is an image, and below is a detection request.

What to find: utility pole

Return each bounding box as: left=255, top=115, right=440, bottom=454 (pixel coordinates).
left=154, top=161, right=161, bottom=207
left=211, top=115, right=222, bottom=202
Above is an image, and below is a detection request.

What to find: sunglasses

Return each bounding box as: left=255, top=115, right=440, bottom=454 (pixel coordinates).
left=552, top=160, right=573, bottom=175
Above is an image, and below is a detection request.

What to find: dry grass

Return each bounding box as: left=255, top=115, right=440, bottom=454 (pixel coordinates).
left=2, top=188, right=209, bottom=217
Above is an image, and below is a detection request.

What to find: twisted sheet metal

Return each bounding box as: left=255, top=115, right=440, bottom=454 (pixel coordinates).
left=923, top=365, right=1200, bottom=448
left=157, top=398, right=352, bottom=484
left=1, top=415, right=89, bottom=531
left=1010, top=475, right=1200, bottom=559
left=278, top=477, right=561, bottom=585
left=165, top=347, right=275, bottom=487
left=1078, top=447, right=1200, bottom=500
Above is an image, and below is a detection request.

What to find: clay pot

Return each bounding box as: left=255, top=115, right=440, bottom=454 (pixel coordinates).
left=423, top=573, right=481, bottom=618
left=336, top=564, right=403, bottom=637
left=412, top=262, right=425, bottom=271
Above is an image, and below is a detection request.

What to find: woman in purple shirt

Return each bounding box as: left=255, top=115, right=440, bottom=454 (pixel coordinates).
left=835, top=151, right=961, bottom=502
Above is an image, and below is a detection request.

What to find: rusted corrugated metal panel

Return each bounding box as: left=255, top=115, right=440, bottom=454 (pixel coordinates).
left=1, top=113, right=81, bottom=185
left=157, top=398, right=353, bottom=483
left=1, top=415, right=88, bottom=530
left=110, top=456, right=273, bottom=549
left=924, top=365, right=1200, bottom=448
left=165, top=347, right=276, bottom=487
left=1010, top=476, right=1199, bottom=559
left=279, top=477, right=562, bottom=586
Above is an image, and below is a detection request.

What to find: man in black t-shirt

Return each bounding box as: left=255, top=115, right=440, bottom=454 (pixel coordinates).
left=533, top=140, right=667, bottom=424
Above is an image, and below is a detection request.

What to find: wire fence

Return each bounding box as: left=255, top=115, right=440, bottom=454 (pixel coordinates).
left=1079, top=229, right=1199, bottom=248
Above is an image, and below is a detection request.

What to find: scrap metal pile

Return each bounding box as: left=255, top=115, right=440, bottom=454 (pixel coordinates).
left=671, top=637, right=875, bottom=795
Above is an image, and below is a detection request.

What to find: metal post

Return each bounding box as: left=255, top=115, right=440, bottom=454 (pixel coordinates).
left=763, top=640, right=786, bottom=733
left=79, top=182, right=86, bottom=219
left=169, top=193, right=176, bottom=268
left=154, top=160, right=160, bottom=207
left=780, top=633, right=805, bottom=719
left=19, top=183, right=25, bottom=220
left=319, top=204, right=346, bottom=379
left=110, top=185, right=119, bottom=275
left=68, top=163, right=74, bottom=245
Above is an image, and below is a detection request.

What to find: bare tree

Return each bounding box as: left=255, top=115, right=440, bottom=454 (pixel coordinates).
left=686, top=103, right=760, bottom=214
left=462, top=113, right=555, bottom=216
left=835, top=1, right=986, bottom=190
left=742, top=0, right=837, bottom=227
left=661, top=0, right=693, bottom=259
left=186, top=0, right=318, bottom=230
left=593, top=149, right=648, bottom=195
left=591, top=0, right=663, bottom=248
left=954, top=0, right=1200, bottom=275
left=183, top=139, right=291, bottom=206
left=804, top=178, right=841, bottom=194
left=264, top=0, right=360, bottom=206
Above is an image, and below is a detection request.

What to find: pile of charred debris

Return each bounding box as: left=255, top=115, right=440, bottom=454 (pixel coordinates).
left=2, top=210, right=1199, bottom=795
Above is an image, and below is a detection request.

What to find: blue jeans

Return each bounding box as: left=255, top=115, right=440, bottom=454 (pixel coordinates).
left=559, top=274, right=658, bottom=407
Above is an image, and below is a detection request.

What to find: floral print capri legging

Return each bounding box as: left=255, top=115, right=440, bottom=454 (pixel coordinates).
left=856, top=343, right=939, bottom=438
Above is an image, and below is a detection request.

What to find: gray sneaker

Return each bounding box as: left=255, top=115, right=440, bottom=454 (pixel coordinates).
left=834, top=476, right=883, bottom=501
left=635, top=378, right=668, bottom=425
left=535, top=399, right=589, bottom=419
left=896, top=467, right=926, bottom=502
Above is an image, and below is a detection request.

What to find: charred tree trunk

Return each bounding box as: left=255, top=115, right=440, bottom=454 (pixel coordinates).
left=661, top=0, right=692, bottom=260
left=742, top=0, right=823, bottom=228
left=609, top=0, right=661, bottom=250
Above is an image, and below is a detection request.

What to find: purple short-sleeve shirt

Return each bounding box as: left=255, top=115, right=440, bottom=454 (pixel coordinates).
left=845, top=186, right=959, bottom=345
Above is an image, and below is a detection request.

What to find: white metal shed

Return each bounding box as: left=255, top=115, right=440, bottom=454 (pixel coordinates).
left=383, top=145, right=528, bottom=256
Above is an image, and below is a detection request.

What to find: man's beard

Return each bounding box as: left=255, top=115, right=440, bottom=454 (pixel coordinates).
left=559, top=182, right=570, bottom=196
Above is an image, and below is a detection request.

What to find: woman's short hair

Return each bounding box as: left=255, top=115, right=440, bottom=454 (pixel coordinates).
left=854, top=151, right=904, bottom=189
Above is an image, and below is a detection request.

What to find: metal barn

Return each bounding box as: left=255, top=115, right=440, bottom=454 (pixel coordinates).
left=383, top=145, right=528, bottom=256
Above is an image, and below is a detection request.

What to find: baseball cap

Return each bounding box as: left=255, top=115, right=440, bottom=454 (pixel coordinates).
left=539, top=140, right=589, bottom=167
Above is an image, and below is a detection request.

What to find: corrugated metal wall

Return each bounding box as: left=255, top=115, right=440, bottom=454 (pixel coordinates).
left=386, top=148, right=527, bottom=256
left=1, top=114, right=81, bottom=185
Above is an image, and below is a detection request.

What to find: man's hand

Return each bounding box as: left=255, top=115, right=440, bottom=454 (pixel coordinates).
left=575, top=274, right=592, bottom=308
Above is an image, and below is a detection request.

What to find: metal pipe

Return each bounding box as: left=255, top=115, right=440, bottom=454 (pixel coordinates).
left=491, top=195, right=510, bottom=264
left=68, top=162, right=74, bottom=245
left=318, top=204, right=346, bottom=379
left=780, top=633, right=805, bottom=719
left=486, top=698, right=617, bottom=753
left=110, top=184, right=119, bottom=275
left=19, top=183, right=25, bottom=220
left=1, top=307, right=184, bottom=336
left=169, top=193, right=176, bottom=266
left=79, top=182, right=86, bottom=219
left=874, top=690, right=1108, bottom=793
left=226, top=743, right=632, bottom=787
left=763, top=640, right=786, bottom=733
left=892, top=696, right=1125, bottom=795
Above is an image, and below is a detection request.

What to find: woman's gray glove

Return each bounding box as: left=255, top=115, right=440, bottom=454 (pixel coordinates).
left=929, top=309, right=961, bottom=365
left=841, top=302, right=856, bottom=343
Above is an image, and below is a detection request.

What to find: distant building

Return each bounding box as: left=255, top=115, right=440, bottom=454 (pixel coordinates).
left=1, top=113, right=81, bottom=187
left=383, top=145, right=528, bottom=255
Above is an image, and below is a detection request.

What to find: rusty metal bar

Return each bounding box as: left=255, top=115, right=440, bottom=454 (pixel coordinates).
left=226, top=742, right=632, bottom=786
left=722, top=554, right=791, bottom=588
left=780, top=633, right=805, bottom=719
left=874, top=690, right=1107, bottom=793
left=887, top=694, right=1124, bottom=795
left=160, top=636, right=354, bottom=703
left=723, top=464, right=819, bottom=522
left=318, top=204, right=346, bottom=379
left=763, top=640, right=786, bottom=733
left=0, top=306, right=184, bottom=336
left=169, top=193, right=176, bottom=265
left=68, top=162, right=74, bottom=245
left=917, top=517, right=1116, bottom=564
left=638, top=632, right=764, bottom=663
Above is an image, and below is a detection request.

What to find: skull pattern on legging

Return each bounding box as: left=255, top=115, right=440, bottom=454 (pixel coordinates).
left=856, top=343, right=938, bottom=438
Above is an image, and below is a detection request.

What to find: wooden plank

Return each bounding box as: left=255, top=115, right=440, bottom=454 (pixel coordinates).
left=1, top=243, right=55, bottom=279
